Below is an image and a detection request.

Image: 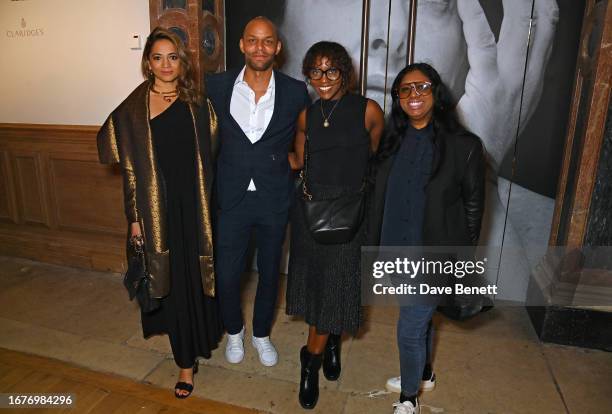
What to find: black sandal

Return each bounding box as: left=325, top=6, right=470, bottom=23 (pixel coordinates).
left=174, top=361, right=199, bottom=399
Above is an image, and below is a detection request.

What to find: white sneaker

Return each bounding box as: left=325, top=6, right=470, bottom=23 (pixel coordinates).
left=386, top=373, right=436, bottom=393
left=392, top=398, right=419, bottom=414
left=251, top=335, right=278, bottom=367
left=386, top=376, right=402, bottom=393
left=225, top=327, right=245, bottom=364
left=421, top=372, right=436, bottom=392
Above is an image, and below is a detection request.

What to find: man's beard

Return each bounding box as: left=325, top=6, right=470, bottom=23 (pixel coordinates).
left=245, top=56, right=275, bottom=71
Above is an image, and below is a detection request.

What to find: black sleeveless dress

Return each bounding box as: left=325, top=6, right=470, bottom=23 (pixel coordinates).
left=142, top=99, right=222, bottom=369
left=286, top=93, right=370, bottom=335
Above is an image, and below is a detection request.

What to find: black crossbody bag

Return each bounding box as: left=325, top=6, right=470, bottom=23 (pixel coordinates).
left=299, top=132, right=368, bottom=245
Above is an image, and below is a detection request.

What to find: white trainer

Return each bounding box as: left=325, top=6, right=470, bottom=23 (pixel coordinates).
left=392, top=398, right=420, bottom=414
left=251, top=335, right=278, bottom=367
left=421, top=372, right=436, bottom=392
left=225, top=327, right=245, bottom=364
left=386, top=376, right=401, bottom=393
left=386, top=373, right=436, bottom=393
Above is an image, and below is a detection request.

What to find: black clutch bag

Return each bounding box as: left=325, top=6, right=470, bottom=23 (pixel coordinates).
left=123, top=236, right=160, bottom=313
left=299, top=133, right=366, bottom=245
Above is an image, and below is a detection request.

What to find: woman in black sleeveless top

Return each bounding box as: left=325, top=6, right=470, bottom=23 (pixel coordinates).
left=286, top=41, right=384, bottom=409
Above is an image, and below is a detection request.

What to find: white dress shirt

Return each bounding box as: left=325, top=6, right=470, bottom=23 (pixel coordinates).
left=230, top=66, right=275, bottom=191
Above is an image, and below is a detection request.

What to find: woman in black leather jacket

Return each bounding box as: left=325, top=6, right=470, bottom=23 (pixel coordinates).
left=370, top=63, right=486, bottom=414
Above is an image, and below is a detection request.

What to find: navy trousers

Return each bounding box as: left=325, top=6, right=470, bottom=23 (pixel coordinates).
left=215, top=192, right=288, bottom=338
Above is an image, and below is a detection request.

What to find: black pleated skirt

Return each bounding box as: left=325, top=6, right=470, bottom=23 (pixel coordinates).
left=286, top=182, right=366, bottom=335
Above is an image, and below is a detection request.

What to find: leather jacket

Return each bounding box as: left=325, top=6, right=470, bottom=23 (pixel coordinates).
left=369, top=126, right=486, bottom=246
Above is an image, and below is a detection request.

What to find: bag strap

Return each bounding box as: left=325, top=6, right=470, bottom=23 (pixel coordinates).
left=301, top=106, right=314, bottom=200
left=301, top=132, right=313, bottom=200
left=301, top=100, right=375, bottom=199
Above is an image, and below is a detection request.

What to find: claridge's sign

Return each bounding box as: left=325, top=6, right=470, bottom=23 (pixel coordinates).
left=6, top=18, right=44, bottom=38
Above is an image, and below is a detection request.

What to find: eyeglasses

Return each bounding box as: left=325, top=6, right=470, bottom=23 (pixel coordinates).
left=396, top=82, right=433, bottom=98
left=308, top=67, right=341, bottom=81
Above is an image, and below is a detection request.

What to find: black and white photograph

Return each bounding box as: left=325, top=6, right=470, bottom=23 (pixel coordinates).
left=0, top=1, right=610, bottom=413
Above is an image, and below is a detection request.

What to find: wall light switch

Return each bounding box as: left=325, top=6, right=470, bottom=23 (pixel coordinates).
left=130, top=33, right=141, bottom=50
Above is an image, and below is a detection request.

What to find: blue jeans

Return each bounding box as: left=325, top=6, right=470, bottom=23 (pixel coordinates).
left=398, top=305, right=436, bottom=396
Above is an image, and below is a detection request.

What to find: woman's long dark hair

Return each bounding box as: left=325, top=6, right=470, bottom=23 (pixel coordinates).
left=377, top=63, right=466, bottom=162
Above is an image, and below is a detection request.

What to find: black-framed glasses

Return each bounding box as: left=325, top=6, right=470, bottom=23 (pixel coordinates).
left=396, top=82, right=433, bottom=98
left=308, top=67, right=341, bottom=81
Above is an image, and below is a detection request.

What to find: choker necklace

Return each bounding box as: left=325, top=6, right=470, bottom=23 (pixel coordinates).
left=151, top=87, right=178, bottom=103
left=320, top=95, right=343, bottom=128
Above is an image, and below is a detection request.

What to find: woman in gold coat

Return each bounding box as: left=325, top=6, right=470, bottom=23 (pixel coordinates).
left=97, top=27, right=220, bottom=399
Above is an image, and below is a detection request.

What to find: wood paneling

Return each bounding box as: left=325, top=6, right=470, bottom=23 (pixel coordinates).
left=0, top=123, right=125, bottom=272
left=49, top=155, right=124, bottom=234
left=14, top=153, right=46, bottom=225
left=0, top=153, right=8, bottom=218
left=550, top=0, right=612, bottom=248
left=0, top=151, right=17, bottom=221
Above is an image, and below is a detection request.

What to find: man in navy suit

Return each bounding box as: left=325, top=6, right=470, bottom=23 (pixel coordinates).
left=206, top=17, right=309, bottom=367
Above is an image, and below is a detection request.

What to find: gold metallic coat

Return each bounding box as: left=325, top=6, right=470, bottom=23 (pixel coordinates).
left=97, top=81, right=217, bottom=298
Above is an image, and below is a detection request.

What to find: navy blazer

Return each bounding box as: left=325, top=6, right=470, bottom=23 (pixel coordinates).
left=206, top=69, right=310, bottom=212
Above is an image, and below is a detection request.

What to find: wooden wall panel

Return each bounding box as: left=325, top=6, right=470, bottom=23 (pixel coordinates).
left=0, top=124, right=125, bottom=273
left=14, top=153, right=47, bottom=225
left=49, top=156, right=124, bottom=234
left=550, top=0, right=612, bottom=248
left=0, top=151, right=12, bottom=220
left=0, top=151, right=19, bottom=223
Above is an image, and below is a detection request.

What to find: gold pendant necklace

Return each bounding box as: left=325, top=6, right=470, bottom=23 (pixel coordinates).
left=320, top=95, right=343, bottom=128
left=151, top=87, right=178, bottom=103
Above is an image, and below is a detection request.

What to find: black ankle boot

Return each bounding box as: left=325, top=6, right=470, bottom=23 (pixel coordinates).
left=299, top=346, right=322, bottom=409
left=323, top=334, right=341, bottom=381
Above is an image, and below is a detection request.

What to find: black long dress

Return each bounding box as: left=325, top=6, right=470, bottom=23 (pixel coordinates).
left=142, top=99, right=222, bottom=369
left=286, top=93, right=370, bottom=335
